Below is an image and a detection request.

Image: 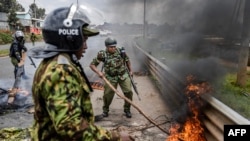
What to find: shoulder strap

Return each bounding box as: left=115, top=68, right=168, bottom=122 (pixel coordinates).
left=101, top=51, right=107, bottom=72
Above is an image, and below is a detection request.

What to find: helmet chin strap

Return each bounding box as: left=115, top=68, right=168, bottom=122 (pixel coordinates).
left=71, top=54, right=93, bottom=92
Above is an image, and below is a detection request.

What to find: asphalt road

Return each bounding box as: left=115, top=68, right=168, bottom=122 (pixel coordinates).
left=0, top=35, right=171, bottom=140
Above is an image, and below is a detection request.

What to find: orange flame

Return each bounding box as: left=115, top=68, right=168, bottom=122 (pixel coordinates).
left=166, top=75, right=212, bottom=141
left=90, top=80, right=104, bottom=90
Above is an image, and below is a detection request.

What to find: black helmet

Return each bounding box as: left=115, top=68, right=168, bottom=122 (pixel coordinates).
left=28, top=4, right=99, bottom=58
left=14, top=30, right=24, bottom=42
left=105, top=37, right=117, bottom=46
left=42, top=4, right=99, bottom=52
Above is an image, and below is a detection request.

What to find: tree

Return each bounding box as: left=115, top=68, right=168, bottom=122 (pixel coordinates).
left=0, top=0, right=14, bottom=13
left=16, top=3, right=25, bottom=12
left=236, top=1, right=250, bottom=87
left=29, top=3, right=45, bottom=19
left=7, top=9, right=20, bottom=30
left=0, top=0, right=24, bottom=13
left=36, top=8, right=45, bottom=19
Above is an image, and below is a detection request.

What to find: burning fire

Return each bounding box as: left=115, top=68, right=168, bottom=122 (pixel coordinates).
left=90, top=80, right=104, bottom=90
left=166, top=75, right=212, bottom=141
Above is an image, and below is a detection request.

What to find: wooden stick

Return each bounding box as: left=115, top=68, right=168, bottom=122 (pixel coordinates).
left=102, top=76, right=170, bottom=135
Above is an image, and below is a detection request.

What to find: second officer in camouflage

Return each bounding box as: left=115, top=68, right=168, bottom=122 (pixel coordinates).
left=89, top=37, right=134, bottom=118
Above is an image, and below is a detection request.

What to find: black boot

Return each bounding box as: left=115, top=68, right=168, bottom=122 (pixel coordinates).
left=125, top=111, right=132, bottom=118
left=102, top=112, right=109, bottom=117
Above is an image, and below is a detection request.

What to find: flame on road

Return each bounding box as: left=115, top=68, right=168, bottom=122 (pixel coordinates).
left=167, top=75, right=212, bottom=141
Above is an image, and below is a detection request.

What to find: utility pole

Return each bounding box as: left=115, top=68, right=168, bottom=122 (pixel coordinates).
left=236, top=0, right=250, bottom=86
left=143, top=0, right=146, bottom=38
left=34, top=0, right=36, bottom=19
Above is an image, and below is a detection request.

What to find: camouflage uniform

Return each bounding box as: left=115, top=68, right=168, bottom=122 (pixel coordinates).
left=32, top=53, right=120, bottom=141
left=30, top=33, right=37, bottom=46
left=90, top=48, right=133, bottom=113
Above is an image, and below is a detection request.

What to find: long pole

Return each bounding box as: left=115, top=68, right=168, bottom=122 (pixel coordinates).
left=102, top=76, right=169, bottom=134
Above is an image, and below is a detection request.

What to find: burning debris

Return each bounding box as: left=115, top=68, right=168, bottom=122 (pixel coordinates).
left=90, top=81, right=104, bottom=90
left=0, top=88, right=31, bottom=114
left=166, top=75, right=213, bottom=141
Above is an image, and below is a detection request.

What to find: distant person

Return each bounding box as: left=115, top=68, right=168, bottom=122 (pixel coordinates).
left=8, top=30, right=27, bottom=104
left=90, top=37, right=134, bottom=118
left=30, top=32, right=37, bottom=46
left=29, top=4, right=134, bottom=141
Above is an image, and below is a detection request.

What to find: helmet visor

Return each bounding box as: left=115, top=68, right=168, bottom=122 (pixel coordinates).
left=63, top=4, right=104, bottom=27
left=78, top=4, right=105, bottom=26
left=16, top=37, right=23, bottom=42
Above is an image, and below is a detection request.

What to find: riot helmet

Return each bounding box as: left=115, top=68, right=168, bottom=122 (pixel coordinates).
left=14, top=30, right=24, bottom=42
left=105, top=37, right=117, bottom=46
left=42, top=4, right=99, bottom=52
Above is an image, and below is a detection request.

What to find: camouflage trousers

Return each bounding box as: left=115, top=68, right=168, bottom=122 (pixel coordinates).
left=103, top=77, right=133, bottom=113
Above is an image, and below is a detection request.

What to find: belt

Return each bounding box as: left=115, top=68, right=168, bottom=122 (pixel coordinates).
left=107, top=70, right=126, bottom=76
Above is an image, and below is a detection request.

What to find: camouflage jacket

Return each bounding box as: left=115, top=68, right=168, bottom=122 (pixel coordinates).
left=90, top=47, right=130, bottom=83
left=32, top=53, right=120, bottom=141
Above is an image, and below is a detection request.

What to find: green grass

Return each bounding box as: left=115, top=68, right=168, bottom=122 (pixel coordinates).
left=0, top=31, right=12, bottom=44
left=214, top=73, right=250, bottom=119
left=0, top=49, right=9, bottom=57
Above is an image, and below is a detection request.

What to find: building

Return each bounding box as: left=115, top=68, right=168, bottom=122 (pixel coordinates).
left=16, top=11, right=43, bottom=34
left=0, top=11, right=43, bottom=34
left=0, top=12, right=9, bottom=30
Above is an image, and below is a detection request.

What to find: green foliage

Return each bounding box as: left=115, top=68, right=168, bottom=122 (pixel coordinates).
left=16, top=3, right=25, bottom=12
left=0, top=0, right=14, bottom=12
left=214, top=73, right=250, bottom=119
left=7, top=9, right=19, bottom=27
left=0, top=30, right=12, bottom=44
left=36, top=8, right=46, bottom=19
left=29, top=3, right=46, bottom=19
left=0, top=0, right=23, bottom=13
left=0, top=30, right=43, bottom=45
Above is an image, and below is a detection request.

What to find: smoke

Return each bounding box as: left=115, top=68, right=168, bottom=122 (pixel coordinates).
left=99, top=0, right=144, bottom=24
left=169, top=57, right=227, bottom=84
left=129, top=1, right=243, bottom=118
left=101, top=0, right=238, bottom=27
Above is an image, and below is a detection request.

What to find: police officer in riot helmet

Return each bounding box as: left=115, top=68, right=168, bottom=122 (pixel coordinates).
left=28, top=4, right=134, bottom=141
left=8, top=30, right=27, bottom=104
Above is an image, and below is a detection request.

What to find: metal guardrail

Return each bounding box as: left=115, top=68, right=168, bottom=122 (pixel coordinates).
left=133, top=42, right=250, bottom=141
